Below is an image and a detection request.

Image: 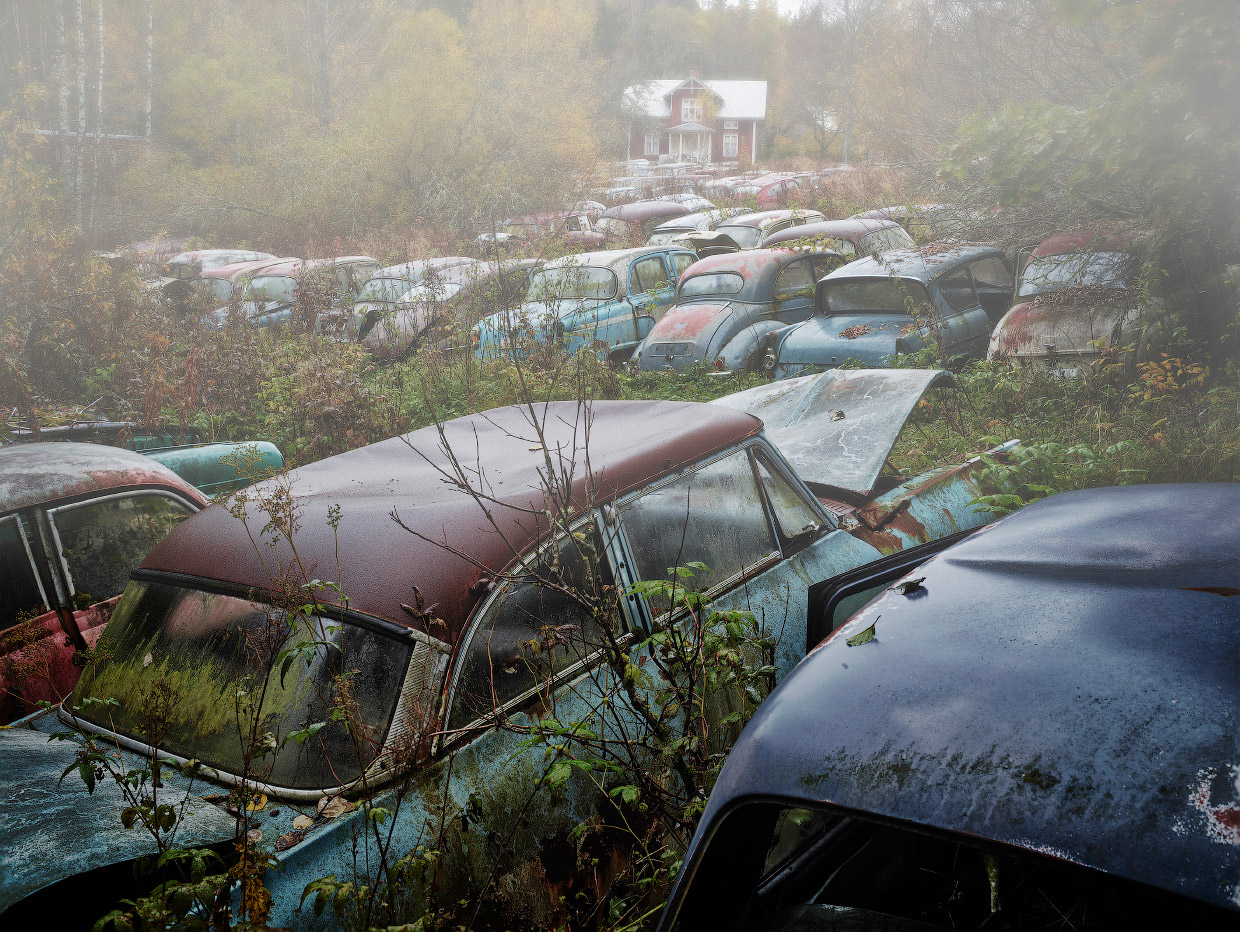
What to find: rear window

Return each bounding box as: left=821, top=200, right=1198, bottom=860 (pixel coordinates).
left=70, top=580, right=414, bottom=790
left=716, top=225, right=762, bottom=250
left=1018, top=250, right=1132, bottom=298
left=358, top=277, right=417, bottom=304
left=679, top=272, right=744, bottom=299
left=194, top=278, right=233, bottom=303
left=820, top=278, right=931, bottom=316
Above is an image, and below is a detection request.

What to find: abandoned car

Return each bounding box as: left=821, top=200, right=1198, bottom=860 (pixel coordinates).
left=659, top=482, right=1240, bottom=932
left=0, top=443, right=206, bottom=724
left=190, top=256, right=296, bottom=309
left=473, top=245, right=698, bottom=361
left=357, top=258, right=539, bottom=359
left=0, top=371, right=1013, bottom=926
left=633, top=248, right=845, bottom=372
left=986, top=229, right=1236, bottom=374
left=762, top=244, right=1013, bottom=379
left=595, top=200, right=693, bottom=241
left=714, top=209, right=826, bottom=251
left=645, top=207, right=748, bottom=246
left=204, top=256, right=379, bottom=330
left=761, top=217, right=915, bottom=260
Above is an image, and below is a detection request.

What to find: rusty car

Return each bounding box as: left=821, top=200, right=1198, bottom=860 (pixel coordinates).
left=714, top=209, right=826, bottom=251
left=356, top=258, right=540, bottom=360
left=595, top=200, right=693, bottom=241
left=190, top=256, right=296, bottom=309
left=762, top=244, right=1013, bottom=378
left=761, top=217, right=914, bottom=260
left=658, top=482, right=1240, bottom=932
left=986, top=229, right=1236, bottom=375
left=473, top=245, right=698, bottom=361
left=0, top=371, right=1015, bottom=926
left=203, top=256, right=379, bottom=330
left=632, top=248, right=846, bottom=372
left=0, top=443, right=206, bottom=724
left=475, top=211, right=605, bottom=250
left=645, top=207, right=748, bottom=246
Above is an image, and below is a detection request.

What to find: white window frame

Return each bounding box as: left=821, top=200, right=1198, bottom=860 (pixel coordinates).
left=723, top=133, right=739, bottom=158
left=682, top=97, right=703, bottom=122
left=723, top=120, right=738, bottom=130
left=644, top=132, right=660, bottom=156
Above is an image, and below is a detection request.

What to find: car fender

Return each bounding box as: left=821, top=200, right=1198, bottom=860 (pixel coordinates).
left=716, top=319, right=786, bottom=370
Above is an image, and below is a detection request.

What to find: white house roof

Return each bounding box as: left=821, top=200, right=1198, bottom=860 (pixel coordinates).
left=625, top=79, right=768, bottom=121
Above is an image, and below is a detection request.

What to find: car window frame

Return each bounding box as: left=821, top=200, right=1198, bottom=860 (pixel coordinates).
left=44, top=489, right=201, bottom=602
left=613, top=440, right=829, bottom=624
left=441, top=513, right=630, bottom=741
left=0, top=511, right=51, bottom=630
left=628, top=254, right=672, bottom=297
left=933, top=264, right=981, bottom=315
left=773, top=257, right=816, bottom=305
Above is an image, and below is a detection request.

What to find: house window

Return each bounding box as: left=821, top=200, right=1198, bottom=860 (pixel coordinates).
left=723, top=134, right=739, bottom=158
left=644, top=132, right=660, bottom=156
left=724, top=120, right=738, bottom=130
left=682, top=97, right=703, bottom=122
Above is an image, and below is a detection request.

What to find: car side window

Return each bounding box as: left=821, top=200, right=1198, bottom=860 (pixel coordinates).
left=765, top=220, right=793, bottom=238
left=630, top=256, right=670, bottom=296
left=970, top=256, right=1013, bottom=292
left=448, top=528, right=613, bottom=729
left=619, top=449, right=778, bottom=615
left=753, top=454, right=822, bottom=547
left=810, top=254, right=845, bottom=280
left=49, top=493, right=195, bottom=605
left=0, top=515, right=47, bottom=629
left=775, top=259, right=815, bottom=302
left=937, top=268, right=979, bottom=313
left=671, top=252, right=696, bottom=279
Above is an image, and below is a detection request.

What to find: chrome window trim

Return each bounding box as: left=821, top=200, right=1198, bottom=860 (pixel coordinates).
left=46, top=489, right=200, bottom=598
left=440, top=512, right=621, bottom=743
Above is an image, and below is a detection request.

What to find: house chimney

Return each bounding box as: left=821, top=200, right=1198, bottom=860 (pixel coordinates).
left=689, top=68, right=701, bottom=80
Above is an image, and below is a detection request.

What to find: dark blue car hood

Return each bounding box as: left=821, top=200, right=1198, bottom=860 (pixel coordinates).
left=682, top=483, right=1240, bottom=914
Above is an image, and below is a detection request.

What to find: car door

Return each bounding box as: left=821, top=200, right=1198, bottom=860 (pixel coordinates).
left=0, top=490, right=197, bottom=721
left=772, top=257, right=818, bottom=324
left=931, top=265, right=987, bottom=361
left=627, top=253, right=676, bottom=345
left=969, top=255, right=1015, bottom=325
left=613, top=441, right=879, bottom=679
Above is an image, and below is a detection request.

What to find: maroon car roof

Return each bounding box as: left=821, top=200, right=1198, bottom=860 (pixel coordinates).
left=141, top=401, right=763, bottom=644
left=0, top=442, right=205, bottom=514
left=1032, top=230, right=1141, bottom=257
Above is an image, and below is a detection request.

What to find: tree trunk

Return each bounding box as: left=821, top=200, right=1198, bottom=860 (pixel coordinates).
left=55, top=1, right=70, bottom=184
left=145, top=0, right=152, bottom=155
left=74, top=0, right=85, bottom=228
left=89, top=0, right=102, bottom=231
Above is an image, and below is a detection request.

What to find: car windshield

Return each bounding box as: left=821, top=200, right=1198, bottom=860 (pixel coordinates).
left=1018, top=250, right=1132, bottom=297
left=194, top=278, right=233, bottom=302
left=527, top=266, right=617, bottom=301
left=645, top=231, right=684, bottom=245
left=69, top=580, right=413, bottom=791
left=358, top=276, right=418, bottom=304
left=716, top=225, right=761, bottom=249
left=821, top=278, right=931, bottom=315
left=244, top=274, right=296, bottom=303
left=679, top=272, right=744, bottom=299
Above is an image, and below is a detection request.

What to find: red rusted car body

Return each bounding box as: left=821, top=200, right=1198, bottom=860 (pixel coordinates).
left=0, top=443, right=205, bottom=723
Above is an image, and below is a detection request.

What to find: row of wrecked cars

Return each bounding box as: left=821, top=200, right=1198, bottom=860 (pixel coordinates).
left=2, top=367, right=1237, bottom=929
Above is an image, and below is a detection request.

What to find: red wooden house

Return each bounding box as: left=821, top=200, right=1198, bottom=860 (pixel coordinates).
left=625, top=70, right=768, bottom=165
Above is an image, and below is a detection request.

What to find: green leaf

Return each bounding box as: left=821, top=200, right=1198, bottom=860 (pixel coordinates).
left=846, top=622, right=877, bottom=647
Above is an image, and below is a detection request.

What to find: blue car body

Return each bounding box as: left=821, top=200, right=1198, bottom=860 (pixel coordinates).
left=474, top=246, right=698, bottom=360
left=764, top=244, right=1013, bottom=379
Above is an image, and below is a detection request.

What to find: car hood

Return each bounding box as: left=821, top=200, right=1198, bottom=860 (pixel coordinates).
left=776, top=313, right=911, bottom=368
left=712, top=368, right=952, bottom=497
left=645, top=301, right=733, bottom=344
left=0, top=722, right=236, bottom=913
left=990, top=297, right=1138, bottom=359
